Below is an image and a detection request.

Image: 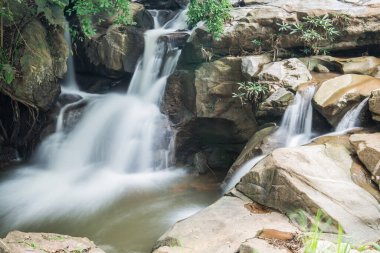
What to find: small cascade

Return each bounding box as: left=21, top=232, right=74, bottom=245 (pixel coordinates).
left=273, top=86, right=316, bottom=147
left=335, top=98, right=369, bottom=132
left=62, top=22, right=79, bottom=91
left=223, top=86, right=316, bottom=192
left=0, top=9, right=189, bottom=232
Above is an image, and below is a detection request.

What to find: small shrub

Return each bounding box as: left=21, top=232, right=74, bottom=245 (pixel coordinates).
left=187, top=0, right=232, bottom=39
left=232, top=81, right=270, bottom=107
left=277, top=14, right=345, bottom=55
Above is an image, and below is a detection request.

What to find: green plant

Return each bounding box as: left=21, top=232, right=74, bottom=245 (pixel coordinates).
left=187, top=0, right=232, bottom=39
left=232, top=81, right=270, bottom=107
left=277, top=14, right=343, bottom=55
left=0, top=48, right=14, bottom=85
left=67, top=0, right=133, bottom=39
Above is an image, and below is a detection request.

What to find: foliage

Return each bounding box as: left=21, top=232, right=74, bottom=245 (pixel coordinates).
left=232, top=81, right=269, bottom=107
left=187, top=0, right=232, bottom=39
left=290, top=209, right=380, bottom=253
left=0, top=49, right=15, bottom=85
left=67, top=0, right=133, bottom=39
left=277, top=14, right=343, bottom=55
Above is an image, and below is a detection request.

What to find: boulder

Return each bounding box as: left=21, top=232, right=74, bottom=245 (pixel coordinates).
left=0, top=231, right=105, bottom=253
left=257, top=58, right=312, bottom=91
left=181, top=0, right=380, bottom=64
left=369, top=89, right=380, bottom=122
left=224, top=124, right=277, bottom=181
left=241, top=54, right=272, bottom=80
left=350, top=133, right=380, bottom=182
left=153, top=193, right=299, bottom=253
left=1, top=19, right=66, bottom=110
left=313, top=74, right=380, bottom=126
left=301, top=56, right=380, bottom=77
left=195, top=57, right=257, bottom=139
left=236, top=143, right=380, bottom=243
left=256, top=87, right=294, bottom=120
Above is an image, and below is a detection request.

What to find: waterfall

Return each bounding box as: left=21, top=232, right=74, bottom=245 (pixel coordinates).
left=273, top=86, right=316, bottom=147
left=223, top=86, right=316, bottom=192
left=335, top=98, right=369, bottom=132
left=62, top=22, right=79, bottom=91
left=0, top=10, right=188, bottom=231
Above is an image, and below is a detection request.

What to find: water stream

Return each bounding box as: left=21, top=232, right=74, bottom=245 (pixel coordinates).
left=335, top=98, right=369, bottom=132
left=223, top=86, right=316, bottom=191
left=0, top=9, right=220, bottom=253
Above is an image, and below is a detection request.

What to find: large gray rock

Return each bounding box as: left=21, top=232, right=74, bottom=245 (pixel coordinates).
left=313, top=74, right=380, bottom=126
left=1, top=18, right=66, bottom=110
left=0, top=231, right=105, bottom=253
left=195, top=57, right=257, bottom=139
left=350, top=133, right=380, bottom=184
left=369, top=89, right=380, bottom=122
left=257, top=59, right=312, bottom=91
left=241, top=54, right=271, bottom=80
left=153, top=193, right=299, bottom=253
left=236, top=143, right=380, bottom=243
left=256, top=87, right=294, bottom=120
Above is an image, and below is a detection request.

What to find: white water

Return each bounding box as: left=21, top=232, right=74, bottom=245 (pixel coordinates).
left=63, top=23, right=79, bottom=91
left=0, top=10, right=190, bottom=232
left=223, top=86, right=316, bottom=192
left=335, top=98, right=369, bottom=132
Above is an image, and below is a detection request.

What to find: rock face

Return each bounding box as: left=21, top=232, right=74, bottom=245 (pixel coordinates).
left=241, top=54, right=271, bottom=80
left=257, top=59, right=312, bottom=91
left=153, top=192, right=299, bottom=253
left=74, top=3, right=152, bottom=86
left=369, top=89, right=380, bottom=122
left=181, top=0, right=380, bottom=64
left=350, top=133, right=380, bottom=184
left=1, top=19, right=66, bottom=110
left=0, top=231, right=105, bottom=253
left=313, top=74, right=380, bottom=126
left=256, top=87, right=294, bottom=121
left=236, top=142, right=380, bottom=243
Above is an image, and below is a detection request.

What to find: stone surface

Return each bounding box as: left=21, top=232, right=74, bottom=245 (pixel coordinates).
left=350, top=133, right=380, bottom=181
left=1, top=18, right=66, bottom=110
left=313, top=74, right=380, bottom=126
left=257, top=58, right=312, bottom=91
left=256, top=88, right=294, bottom=120
left=225, top=125, right=277, bottom=181
left=369, top=89, right=380, bottom=121
left=0, top=231, right=105, bottom=253
left=241, top=54, right=272, bottom=80
left=236, top=143, right=380, bottom=243
left=153, top=193, right=298, bottom=253
left=181, top=0, right=380, bottom=64
left=195, top=57, right=257, bottom=139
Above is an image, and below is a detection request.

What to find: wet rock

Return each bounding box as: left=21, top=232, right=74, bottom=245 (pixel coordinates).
left=350, top=133, right=380, bottom=183
left=194, top=152, right=209, bottom=174
left=1, top=19, right=66, bottom=110
left=256, top=88, right=294, bottom=120
left=236, top=143, right=380, bottom=243
left=257, top=58, right=312, bottom=91
left=369, top=89, right=380, bottom=122
left=0, top=231, right=105, bottom=253
left=313, top=74, right=380, bottom=126
left=225, top=124, right=277, bottom=181
left=241, top=54, right=272, bottom=80
left=153, top=193, right=298, bottom=253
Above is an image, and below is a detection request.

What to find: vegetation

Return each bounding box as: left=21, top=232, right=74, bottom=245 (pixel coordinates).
left=232, top=81, right=270, bottom=107
left=187, top=0, right=232, bottom=39
left=290, top=209, right=380, bottom=253
left=277, top=15, right=342, bottom=55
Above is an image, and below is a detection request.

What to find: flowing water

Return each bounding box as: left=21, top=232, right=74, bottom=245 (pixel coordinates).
left=223, top=86, right=316, bottom=192
left=335, top=98, right=369, bottom=132
left=0, top=10, right=221, bottom=253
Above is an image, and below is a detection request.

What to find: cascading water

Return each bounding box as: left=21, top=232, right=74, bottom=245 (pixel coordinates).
left=0, top=10, right=218, bottom=252
left=223, top=86, right=316, bottom=192
left=335, top=97, right=369, bottom=132
left=62, top=23, right=79, bottom=91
